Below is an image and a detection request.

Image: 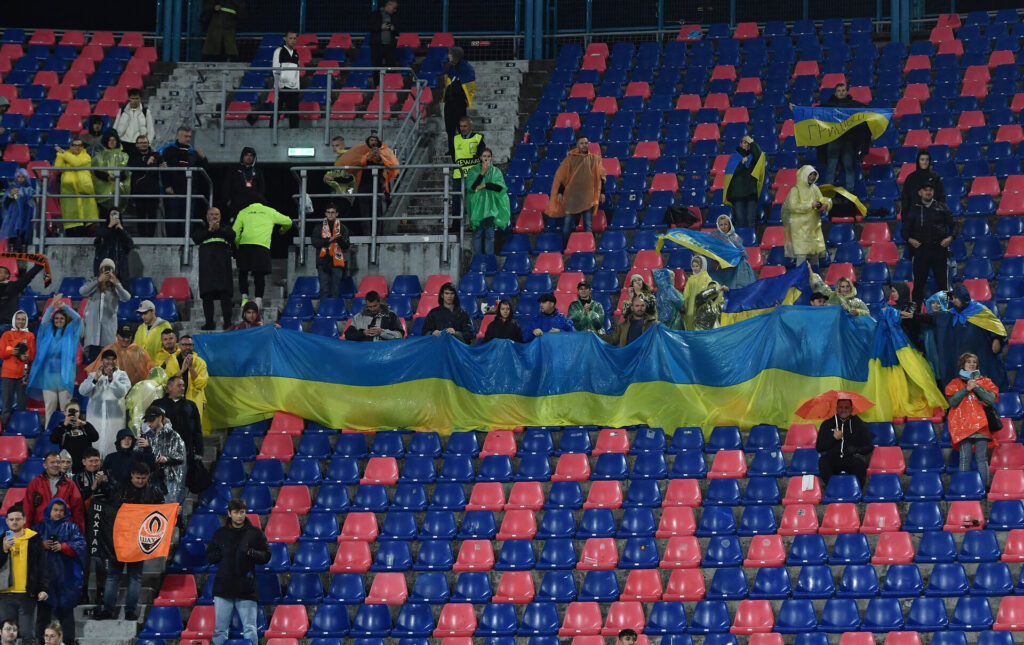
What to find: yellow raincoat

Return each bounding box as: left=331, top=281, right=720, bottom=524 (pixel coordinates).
left=55, top=148, right=99, bottom=231
left=782, top=165, right=831, bottom=260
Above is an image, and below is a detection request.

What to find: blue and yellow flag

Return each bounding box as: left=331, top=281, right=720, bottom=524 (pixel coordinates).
left=952, top=300, right=1007, bottom=336
left=719, top=263, right=814, bottom=326
left=194, top=306, right=946, bottom=433
left=793, top=106, right=893, bottom=147
left=656, top=228, right=744, bottom=268
left=722, top=151, right=766, bottom=205
left=819, top=184, right=868, bottom=217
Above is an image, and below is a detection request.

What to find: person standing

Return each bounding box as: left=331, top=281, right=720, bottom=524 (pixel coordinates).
left=367, top=1, right=399, bottom=70
left=31, top=499, right=85, bottom=645
left=818, top=82, right=870, bottom=191
left=50, top=401, right=98, bottom=474
left=54, top=139, right=99, bottom=236
left=1, top=169, right=35, bottom=252
left=159, top=126, right=208, bottom=238
left=192, top=208, right=235, bottom=330
left=154, top=363, right=207, bottom=455
left=91, top=129, right=131, bottom=218
left=901, top=178, right=958, bottom=306
left=201, top=0, right=245, bottom=62
left=0, top=309, right=34, bottom=428
left=112, top=89, right=155, bottom=156
left=901, top=150, right=945, bottom=215
left=80, top=259, right=132, bottom=364
left=0, top=262, right=43, bottom=332
left=567, top=281, right=604, bottom=333
left=133, top=300, right=172, bottom=361
left=126, top=136, right=163, bottom=236
left=233, top=191, right=293, bottom=310
left=27, top=297, right=81, bottom=429
left=273, top=31, right=301, bottom=129
left=206, top=499, right=271, bottom=645
left=84, top=325, right=156, bottom=387
left=0, top=505, right=48, bottom=645
left=946, top=352, right=998, bottom=488
left=136, top=405, right=187, bottom=503
left=73, top=448, right=106, bottom=605
left=91, top=212, right=134, bottom=285
left=77, top=350, right=131, bottom=459
left=311, top=203, right=350, bottom=299
left=782, top=165, right=831, bottom=268
left=725, top=136, right=763, bottom=229
left=465, top=148, right=509, bottom=255
left=442, top=49, right=477, bottom=160
left=546, top=136, right=606, bottom=244
left=334, top=136, right=400, bottom=237
left=22, top=453, right=85, bottom=534
left=221, top=146, right=264, bottom=221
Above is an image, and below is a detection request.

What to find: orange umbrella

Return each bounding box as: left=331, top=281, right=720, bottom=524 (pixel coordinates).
left=796, top=390, right=875, bottom=420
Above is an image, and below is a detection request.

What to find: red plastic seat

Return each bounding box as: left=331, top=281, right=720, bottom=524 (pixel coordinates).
left=496, top=509, right=537, bottom=540
left=492, top=570, right=535, bottom=604
left=991, top=470, right=1024, bottom=500
left=662, top=567, right=705, bottom=600
left=903, top=84, right=930, bottom=102
left=265, top=511, right=301, bottom=543
left=841, top=634, right=877, bottom=645
left=867, top=446, right=906, bottom=475
left=577, top=537, right=619, bottom=570
left=154, top=574, right=197, bottom=606
left=996, top=125, right=1024, bottom=146
left=157, top=277, right=191, bottom=301
left=860, top=222, right=892, bottom=244
left=825, top=262, right=856, bottom=285
left=868, top=242, right=900, bottom=265
left=507, top=481, right=545, bottom=510
left=722, top=107, right=749, bottom=125
left=556, top=272, right=585, bottom=294
left=2, top=145, right=30, bottom=165
left=256, top=434, right=295, bottom=462
left=602, top=600, right=645, bottom=636
left=861, top=502, right=901, bottom=534
left=885, top=633, right=922, bottom=645
left=991, top=443, right=1024, bottom=470
left=731, top=599, right=775, bottom=634
left=660, top=536, right=702, bottom=568
left=744, top=534, right=786, bottom=567
left=783, top=476, right=822, bottom=505
left=708, top=450, right=747, bottom=478
left=560, top=602, right=603, bottom=636
left=676, top=24, right=703, bottom=41
left=760, top=226, right=786, bottom=250
left=625, top=81, right=651, bottom=99
left=632, top=141, right=661, bottom=161
left=943, top=500, right=985, bottom=532
left=434, top=603, right=477, bottom=636
left=339, top=512, right=378, bottom=541
left=554, top=111, right=582, bottom=130
left=479, top=430, right=517, bottom=458
left=365, top=572, right=408, bottom=604
left=819, top=503, right=861, bottom=534
left=0, top=436, right=28, bottom=464
left=733, top=22, right=759, bottom=39
left=999, top=194, right=1024, bottom=216
left=779, top=504, right=820, bottom=535
left=621, top=569, right=663, bottom=602
left=692, top=123, right=721, bottom=141
left=902, top=129, right=932, bottom=148
left=750, top=635, right=785, bottom=645
left=513, top=209, right=544, bottom=233
left=453, top=540, right=494, bottom=571
left=663, top=478, right=701, bottom=506
left=961, top=79, right=988, bottom=100
left=180, top=605, right=215, bottom=640
left=533, top=252, right=565, bottom=275
left=904, top=55, right=931, bottom=72
left=970, top=176, right=1001, bottom=197
left=1002, top=529, right=1024, bottom=562
left=331, top=541, right=371, bottom=572
left=675, top=94, right=702, bottom=112
left=782, top=424, right=817, bottom=452
left=268, top=411, right=304, bottom=435
left=993, top=596, right=1024, bottom=631
left=0, top=489, right=26, bottom=516
left=656, top=506, right=696, bottom=537
left=355, top=275, right=388, bottom=298
left=649, top=172, right=679, bottom=193
left=361, top=457, right=399, bottom=485
left=564, top=232, right=597, bottom=256
left=1012, top=320, right=1024, bottom=344
left=552, top=453, right=591, bottom=481
left=584, top=481, right=623, bottom=510
left=466, top=482, right=506, bottom=511
left=793, top=60, right=820, bottom=78
left=929, top=26, right=955, bottom=42
left=273, top=485, right=312, bottom=514
left=592, top=428, right=629, bottom=455
left=872, top=531, right=915, bottom=564
left=736, top=77, right=762, bottom=95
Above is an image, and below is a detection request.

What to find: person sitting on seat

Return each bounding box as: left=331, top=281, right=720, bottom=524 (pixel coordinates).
left=421, top=282, right=474, bottom=343
left=815, top=398, right=873, bottom=487
left=602, top=295, right=657, bottom=347
left=344, top=291, right=404, bottom=342
left=523, top=293, right=574, bottom=342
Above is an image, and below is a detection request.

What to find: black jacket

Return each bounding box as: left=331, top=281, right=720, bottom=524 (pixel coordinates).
left=901, top=156, right=945, bottom=214
left=101, top=428, right=155, bottom=485
left=160, top=143, right=208, bottom=193
left=421, top=284, right=474, bottom=343
left=0, top=263, right=42, bottom=323
left=310, top=218, right=351, bottom=272
left=126, top=147, right=162, bottom=194
left=154, top=395, right=204, bottom=461
left=901, top=199, right=958, bottom=252
left=816, top=414, right=873, bottom=459
left=93, top=225, right=134, bottom=284
left=93, top=479, right=165, bottom=561
left=0, top=531, right=49, bottom=596
left=222, top=147, right=265, bottom=219
left=482, top=317, right=523, bottom=344
left=818, top=94, right=872, bottom=157
left=367, top=8, right=399, bottom=46
left=206, top=518, right=271, bottom=601
left=51, top=421, right=99, bottom=474
left=192, top=224, right=235, bottom=296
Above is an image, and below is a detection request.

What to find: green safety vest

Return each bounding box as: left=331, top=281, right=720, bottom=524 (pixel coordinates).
left=453, top=132, right=483, bottom=179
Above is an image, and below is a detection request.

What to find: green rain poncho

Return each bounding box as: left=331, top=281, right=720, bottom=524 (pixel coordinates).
left=92, top=129, right=130, bottom=210
left=464, top=163, right=510, bottom=230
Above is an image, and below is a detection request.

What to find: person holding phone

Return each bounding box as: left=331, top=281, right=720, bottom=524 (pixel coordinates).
left=0, top=309, right=35, bottom=428
left=0, top=504, right=48, bottom=644
left=31, top=499, right=85, bottom=645
left=946, top=352, right=999, bottom=488
left=77, top=350, right=131, bottom=459
left=51, top=400, right=99, bottom=474
left=81, top=258, right=132, bottom=364
left=343, top=291, right=404, bottom=341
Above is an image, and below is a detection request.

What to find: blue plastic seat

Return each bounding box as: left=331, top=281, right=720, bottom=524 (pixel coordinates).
left=749, top=450, right=786, bottom=477
left=617, top=507, right=657, bottom=537
left=821, top=474, right=862, bottom=503
left=906, top=596, right=950, bottom=631
left=863, top=597, right=905, bottom=631
left=556, top=427, right=593, bottom=454
left=629, top=452, right=668, bottom=480
left=592, top=452, right=629, bottom=480
left=742, top=477, right=781, bottom=506
left=369, top=431, right=404, bottom=458
left=517, top=601, right=560, bottom=635
left=520, top=428, right=554, bottom=455
left=323, top=572, right=366, bottom=604
left=959, top=529, right=1000, bottom=562
left=668, top=427, right=704, bottom=452
left=924, top=562, right=969, bottom=598
left=371, top=541, right=412, bottom=571
left=913, top=530, right=957, bottom=563
left=351, top=485, right=389, bottom=512
left=334, top=434, right=368, bottom=458
left=295, top=433, right=331, bottom=459
left=774, top=599, right=818, bottom=633
left=351, top=604, right=393, bottom=637
left=619, top=536, right=659, bottom=569
left=632, top=426, right=667, bottom=452
left=989, top=500, right=1024, bottom=530
left=819, top=598, right=862, bottom=633
left=443, top=431, right=479, bottom=456
left=138, top=606, right=183, bottom=639
left=285, top=457, right=322, bottom=486
left=837, top=564, right=879, bottom=598
left=450, top=571, right=493, bottom=604
left=577, top=569, right=620, bottom=601
left=490, top=539, right=533, bottom=571
left=418, top=510, right=457, bottom=540
left=458, top=510, right=497, bottom=540
left=904, top=501, right=944, bottom=532
left=255, top=542, right=290, bottom=574
left=377, top=511, right=417, bottom=542
left=786, top=449, right=819, bottom=476
left=477, top=455, right=514, bottom=482
left=749, top=567, right=791, bottom=599
left=702, top=535, right=743, bottom=567
left=623, top=480, right=661, bottom=507
left=535, top=538, right=575, bottom=570
left=311, top=482, right=350, bottom=513
left=704, top=479, right=742, bottom=506
left=437, top=455, right=475, bottom=483
left=863, top=473, right=903, bottom=502
left=746, top=425, right=781, bottom=452
left=946, top=471, right=986, bottom=500
left=688, top=600, right=730, bottom=634
left=706, top=426, right=743, bottom=453
left=696, top=506, right=737, bottom=536
left=907, top=446, right=946, bottom=474
left=868, top=422, right=897, bottom=446
left=830, top=533, right=871, bottom=564
left=306, top=607, right=349, bottom=637
left=706, top=567, right=748, bottom=600
left=645, top=601, right=689, bottom=634
left=535, top=508, right=575, bottom=539
left=475, top=603, right=517, bottom=636
left=670, top=450, right=708, bottom=478
left=533, top=570, right=576, bottom=603
left=222, top=434, right=257, bottom=460
left=971, top=562, right=1013, bottom=596
left=793, top=564, right=835, bottom=599
left=406, top=571, right=449, bottom=604
left=544, top=481, right=583, bottom=509
left=323, top=457, right=358, bottom=485
left=787, top=534, right=828, bottom=566
left=412, top=540, right=454, bottom=571
left=905, top=472, right=944, bottom=501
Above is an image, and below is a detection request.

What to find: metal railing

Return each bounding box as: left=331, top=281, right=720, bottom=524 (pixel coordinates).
left=291, top=163, right=464, bottom=265
left=210, top=65, right=427, bottom=147
left=32, top=165, right=213, bottom=262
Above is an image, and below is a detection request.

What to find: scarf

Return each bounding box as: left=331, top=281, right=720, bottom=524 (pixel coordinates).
left=320, top=219, right=345, bottom=267
left=0, top=252, right=52, bottom=286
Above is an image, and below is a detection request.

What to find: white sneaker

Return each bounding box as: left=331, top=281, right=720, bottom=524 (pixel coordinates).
left=255, top=297, right=263, bottom=310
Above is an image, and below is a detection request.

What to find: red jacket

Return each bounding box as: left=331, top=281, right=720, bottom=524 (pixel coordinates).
left=0, top=328, right=35, bottom=379
left=23, top=472, right=85, bottom=534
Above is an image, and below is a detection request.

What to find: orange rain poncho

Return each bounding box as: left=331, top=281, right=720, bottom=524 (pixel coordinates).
left=545, top=149, right=605, bottom=219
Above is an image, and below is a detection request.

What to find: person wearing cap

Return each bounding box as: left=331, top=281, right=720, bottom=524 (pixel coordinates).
left=85, top=324, right=156, bottom=386
left=27, top=295, right=82, bottom=429
left=158, top=336, right=209, bottom=432
left=567, top=281, right=605, bottom=333
left=523, top=293, right=575, bottom=342
left=421, top=282, right=474, bottom=344
left=80, top=258, right=132, bottom=364
left=78, top=349, right=131, bottom=459
left=901, top=150, right=945, bottom=215
left=901, top=177, right=958, bottom=305
left=133, top=300, right=172, bottom=361
left=0, top=309, right=35, bottom=428
left=136, top=405, right=187, bottom=503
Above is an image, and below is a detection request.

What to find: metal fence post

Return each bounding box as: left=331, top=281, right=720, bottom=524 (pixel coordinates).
left=38, top=168, right=48, bottom=255
left=443, top=0, right=450, bottom=31
left=442, top=170, right=450, bottom=263
left=113, top=170, right=121, bottom=210
left=184, top=169, right=194, bottom=259
left=370, top=167, right=379, bottom=264
left=324, top=72, right=332, bottom=145
left=377, top=69, right=385, bottom=139
left=299, top=169, right=308, bottom=266
left=272, top=76, right=280, bottom=146
left=299, top=0, right=307, bottom=32
left=585, top=0, right=592, bottom=46
left=219, top=70, right=227, bottom=146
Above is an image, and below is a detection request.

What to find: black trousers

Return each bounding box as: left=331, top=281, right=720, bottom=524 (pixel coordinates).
left=819, top=452, right=869, bottom=487
left=202, top=290, right=233, bottom=328
left=444, top=101, right=468, bottom=160
left=911, top=243, right=949, bottom=304
left=279, top=88, right=300, bottom=128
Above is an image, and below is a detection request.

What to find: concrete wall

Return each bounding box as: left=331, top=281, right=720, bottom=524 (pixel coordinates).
left=290, top=238, right=465, bottom=285
left=193, top=122, right=414, bottom=165
left=39, top=241, right=198, bottom=293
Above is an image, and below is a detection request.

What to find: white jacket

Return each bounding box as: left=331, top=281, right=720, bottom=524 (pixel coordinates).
left=78, top=368, right=132, bottom=459
left=113, top=104, right=156, bottom=144
left=274, top=46, right=300, bottom=90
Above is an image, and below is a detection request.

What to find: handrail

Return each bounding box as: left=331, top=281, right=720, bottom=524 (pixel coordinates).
left=32, top=165, right=214, bottom=263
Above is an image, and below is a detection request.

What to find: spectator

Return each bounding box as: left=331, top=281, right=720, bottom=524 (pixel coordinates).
left=159, top=126, right=208, bottom=238
left=92, top=211, right=134, bottom=286
left=154, top=328, right=179, bottom=369
left=125, top=135, right=163, bottom=236
left=80, top=258, right=132, bottom=363
left=91, top=129, right=130, bottom=217
left=226, top=300, right=263, bottom=331
left=421, top=282, right=474, bottom=343
left=0, top=618, right=17, bottom=645
left=94, top=462, right=163, bottom=621
left=112, top=88, right=155, bottom=156
left=31, top=499, right=85, bottom=645
left=54, top=139, right=99, bottom=236
left=367, top=1, right=399, bottom=70
left=27, top=297, right=81, bottom=428
left=0, top=505, right=48, bottom=644
left=682, top=256, right=726, bottom=331
left=810, top=273, right=871, bottom=317
left=0, top=309, right=34, bottom=427
left=901, top=150, right=945, bottom=215
left=206, top=498, right=271, bottom=645
left=602, top=295, right=657, bottom=346
left=0, top=94, right=8, bottom=120
left=133, top=300, right=172, bottom=361
left=816, top=398, right=873, bottom=487
left=810, top=292, right=829, bottom=306
left=201, top=0, right=245, bottom=62
left=324, top=135, right=355, bottom=201
left=41, top=622, right=63, bottom=645
left=465, top=148, right=509, bottom=255
left=80, top=116, right=105, bottom=155
left=23, top=453, right=85, bottom=534
left=0, top=262, right=43, bottom=332
left=154, top=373, right=205, bottom=463
left=546, top=135, right=606, bottom=244
left=136, top=405, right=186, bottom=503
left=272, top=31, right=301, bottom=129
left=450, top=116, right=484, bottom=220
left=100, top=430, right=151, bottom=486
left=818, top=83, right=870, bottom=191
left=50, top=400, right=98, bottom=474
left=77, top=349, right=132, bottom=458
left=221, top=146, right=264, bottom=220
left=523, top=293, right=574, bottom=342
left=901, top=177, right=957, bottom=306
left=58, top=451, right=72, bottom=477
left=652, top=268, right=685, bottom=330
left=619, top=273, right=657, bottom=320
left=782, top=165, right=831, bottom=268
left=232, top=190, right=293, bottom=310
left=344, top=291, right=404, bottom=341
left=567, top=281, right=604, bottom=332
left=85, top=324, right=156, bottom=386
left=160, top=336, right=208, bottom=419
left=192, top=207, right=236, bottom=330
left=708, top=214, right=756, bottom=289
left=725, top=136, right=763, bottom=228
left=72, top=448, right=106, bottom=605
left=481, top=299, right=522, bottom=344
left=1, top=168, right=34, bottom=252
left=311, top=203, right=350, bottom=299
left=946, top=352, right=998, bottom=489
left=442, top=50, right=477, bottom=160
left=618, top=629, right=638, bottom=645
left=335, top=136, right=400, bottom=236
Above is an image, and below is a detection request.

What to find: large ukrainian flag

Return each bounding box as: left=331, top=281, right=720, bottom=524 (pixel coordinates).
left=656, top=229, right=744, bottom=268
left=719, top=263, right=813, bottom=326
left=195, top=306, right=945, bottom=434
left=793, top=105, right=893, bottom=147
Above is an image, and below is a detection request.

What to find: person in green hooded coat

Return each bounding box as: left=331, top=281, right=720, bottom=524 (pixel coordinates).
left=91, top=129, right=130, bottom=216
left=465, top=148, right=509, bottom=255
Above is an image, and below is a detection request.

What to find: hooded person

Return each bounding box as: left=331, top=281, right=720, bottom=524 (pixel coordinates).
left=226, top=300, right=263, bottom=331
left=32, top=498, right=85, bottom=645
left=421, top=282, right=474, bottom=343
left=442, top=47, right=478, bottom=158
left=945, top=352, right=999, bottom=487
left=222, top=146, right=265, bottom=219
left=86, top=324, right=156, bottom=386
left=682, top=255, right=726, bottom=331
left=546, top=135, right=606, bottom=243
left=27, top=299, right=82, bottom=428
left=91, top=129, right=131, bottom=213
left=0, top=261, right=43, bottom=328
left=619, top=272, right=657, bottom=320
left=481, top=299, right=523, bottom=344
left=100, top=429, right=154, bottom=485
left=652, top=268, right=685, bottom=330
left=78, top=349, right=132, bottom=459
left=708, top=213, right=756, bottom=290
left=0, top=168, right=35, bottom=251
left=901, top=150, right=945, bottom=215
left=136, top=405, right=187, bottom=503
left=782, top=165, right=831, bottom=266
left=81, top=258, right=132, bottom=363
left=810, top=273, right=871, bottom=317
left=192, top=207, right=236, bottom=330
left=815, top=398, right=873, bottom=487
left=724, top=135, right=763, bottom=228
left=465, top=147, right=510, bottom=256
left=54, top=138, right=99, bottom=234
left=92, top=211, right=134, bottom=284
left=80, top=116, right=106, bottom=154
left=0, top=309, right=35, bottom=427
